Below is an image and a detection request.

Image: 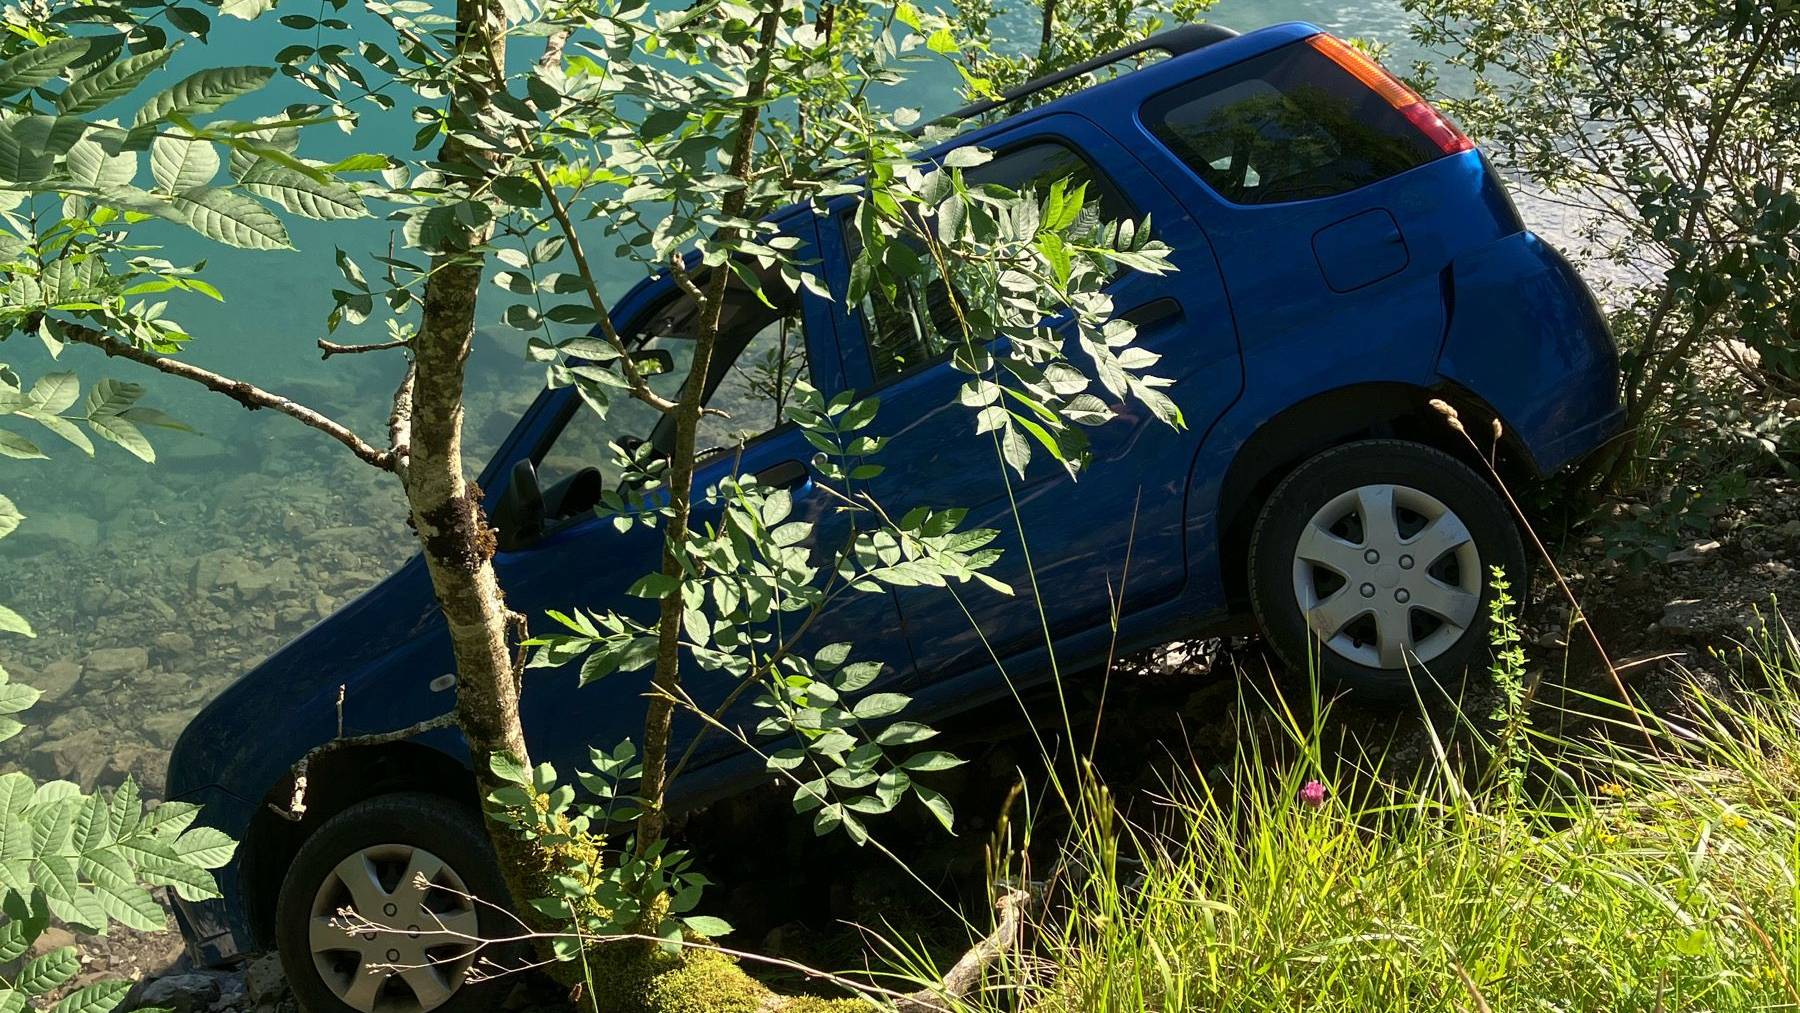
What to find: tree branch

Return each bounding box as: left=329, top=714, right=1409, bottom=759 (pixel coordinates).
left=37, top=315, right=397, bottom=471
left=636, top=0, right=786, bottom=857
left=320, top=337, right=413, bottom=359
left=278, top=710, right=459, bottom=820
left=894, top=887, right=1035, bottom=1012
left=480, top=42, right=679, bottom=416
left=667, top=252, right=707, bottom=305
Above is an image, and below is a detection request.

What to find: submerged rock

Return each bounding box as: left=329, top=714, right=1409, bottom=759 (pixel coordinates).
left=153, top=632, right=196, bottom=660
left=6, top=513, right=100, bottom=553
left=85, top=647, right=150, bottom=679
left=35, top=660, right=83, bottom=706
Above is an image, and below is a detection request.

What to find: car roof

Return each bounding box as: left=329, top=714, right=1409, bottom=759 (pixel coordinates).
left=655, top=22, right=1323, bottom=289
left=918, top=20, right=1323, bottom=161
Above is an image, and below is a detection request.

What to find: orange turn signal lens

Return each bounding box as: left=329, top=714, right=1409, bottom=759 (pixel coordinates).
left=1306, top=33, right=1476, bottom=154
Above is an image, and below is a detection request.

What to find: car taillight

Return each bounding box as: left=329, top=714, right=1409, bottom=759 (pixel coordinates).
left=1305, top=33, right=1475, bottom=155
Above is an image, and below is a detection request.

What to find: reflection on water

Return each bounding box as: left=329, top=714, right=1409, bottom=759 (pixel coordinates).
left=0, top=0, right=1606, bottom=797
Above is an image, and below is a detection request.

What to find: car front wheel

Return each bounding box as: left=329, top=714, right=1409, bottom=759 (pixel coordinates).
left=1248, top=439, right=1527, bottom=696
left=274, top=792, right=514, bottom=1013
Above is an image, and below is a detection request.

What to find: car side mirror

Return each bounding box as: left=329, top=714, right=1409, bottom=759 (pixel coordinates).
left=494, top=458, right=546, bottom=552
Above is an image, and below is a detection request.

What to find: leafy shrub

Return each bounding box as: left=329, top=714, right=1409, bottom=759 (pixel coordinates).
left=1407, top=0, right=1800, bottom=523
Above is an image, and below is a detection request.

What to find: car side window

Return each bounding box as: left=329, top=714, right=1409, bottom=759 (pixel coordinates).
left=846, top=139, right=1136, bottom=384
left=538, top=287, right=811, bottom=492
left=696, top=306, right=810, bottom=450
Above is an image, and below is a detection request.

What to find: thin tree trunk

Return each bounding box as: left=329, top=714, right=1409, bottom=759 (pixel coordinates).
left=635, top=0, right=785, bottom=856
left=400, top=0, right=557, bottom=920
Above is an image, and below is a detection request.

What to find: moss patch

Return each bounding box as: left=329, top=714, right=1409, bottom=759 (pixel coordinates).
left=578, top=941, right=870, bottom=1013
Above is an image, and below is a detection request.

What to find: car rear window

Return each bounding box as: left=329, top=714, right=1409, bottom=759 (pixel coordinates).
left=1142, top=39, right=1448, bottom=205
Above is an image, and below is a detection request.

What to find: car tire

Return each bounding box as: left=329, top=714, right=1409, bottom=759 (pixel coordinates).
left=1248, top=439, right=1527, bottom=698
left=275, top=792, right=516, bottom=1013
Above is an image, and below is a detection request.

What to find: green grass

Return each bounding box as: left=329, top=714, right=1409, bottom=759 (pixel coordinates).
left=951, top=626, right=1800, bottom=1012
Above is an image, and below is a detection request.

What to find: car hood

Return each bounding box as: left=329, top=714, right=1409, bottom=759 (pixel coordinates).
left=166, top=555, right=441, bottom=802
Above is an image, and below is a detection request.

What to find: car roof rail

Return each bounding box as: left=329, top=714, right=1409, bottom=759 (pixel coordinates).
left=924, top=23, right=1241, bottom=133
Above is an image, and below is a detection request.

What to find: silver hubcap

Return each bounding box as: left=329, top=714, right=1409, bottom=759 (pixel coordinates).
left=1290, top=483, right=1481, bottom=670
left=309, top=844, right=480, bottom=1013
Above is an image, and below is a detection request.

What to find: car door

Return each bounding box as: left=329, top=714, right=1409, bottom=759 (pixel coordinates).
left=836, top=113, right=1243, bottom=685
left=486, top=212, right=915, bottom=785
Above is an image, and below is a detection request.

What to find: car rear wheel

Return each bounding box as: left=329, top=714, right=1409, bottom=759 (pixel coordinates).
left=1248, top=439, right=1526, bottom=697
left=275, top=793, right=513, bottom=1013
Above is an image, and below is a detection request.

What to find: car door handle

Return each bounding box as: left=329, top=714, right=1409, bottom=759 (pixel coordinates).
left=1119, top=297, right=1184, bottom=330
left=754, top=459, right=810, bottom=489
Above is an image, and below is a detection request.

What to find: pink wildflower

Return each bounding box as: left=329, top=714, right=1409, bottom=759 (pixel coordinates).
left=1298, top=779, right=1327, bottom=809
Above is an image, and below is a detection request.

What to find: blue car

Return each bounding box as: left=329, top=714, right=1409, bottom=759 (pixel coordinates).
left=168, top=21, right=1621, bottom=1013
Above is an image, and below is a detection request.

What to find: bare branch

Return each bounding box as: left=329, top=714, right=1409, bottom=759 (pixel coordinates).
left=38, top=315, right=397, bottom=471
left=320, top=337, right=413, bottom=359
left=667, top=252, right=707, bottom=305
left=895, top=887, right=1035, bottom=1012
left=278, top=710, right=459, bottom=821
left=538, top=27, right=571, bottom=75
left=337, top=877, right=1038, bottom=1013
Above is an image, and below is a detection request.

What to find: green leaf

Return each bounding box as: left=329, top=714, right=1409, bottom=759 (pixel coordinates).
left=171, top=826, right=235, bottom=867
left=942, top=146, right=991, bottom=169
left=82, top=851, right=166, bottom=931
left=33, top=855, right=103, bottom=926
left=18, top=946, right=78, bottom=995
left=835, top=661, right=881, bottom=693
left=58, top=47, right=174, bottom=115
left=489, top=752, right=531, bottom=785
left=0, top=684, right=40, bottom=715
left=27, top=373, right=79, bottom=415
left=82, top=378, right=143, bottom=418
left=32, top=414, right=96, bottom=456
left=626, top=572, right=680, bottom=599
left=219, top=0, right=277, bottom=19
left=681, top=915, right=733, bottom=938
left=874, top=722, right=937, bottom=746
left=0, top=606, right=34, bottom=638
left=171, top=187, right=290, bottom=250
left=0, top=123, right=53, bottom=183
left=813, top=643, right=851, bottom=671
left=87, top=414, right=153, bottom=462
left=118, top=407, right=193, bottom=432
left=150, top=133, right=220, bottom=192
left=913, top=784, right=956, bottom=833
left=0, top=494, right=20, bottom=540
left=323, top=153, right=389, bottom=172
left=50, top=980, right=132, bottom=1013
left=166, top=6, right=211, bottom=39
left=851, top=692, right=910, bottom=720
left=240, top=163, right=366, bottom=220
left=899, top=750, right=965, bottom=772
left=0, top=916, right=41, bottom=963
left=0, top=38, right=94, bottom=98
left=139, top=800, right=200, bottom=838
left=133, top=66, right=274, bottom=128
